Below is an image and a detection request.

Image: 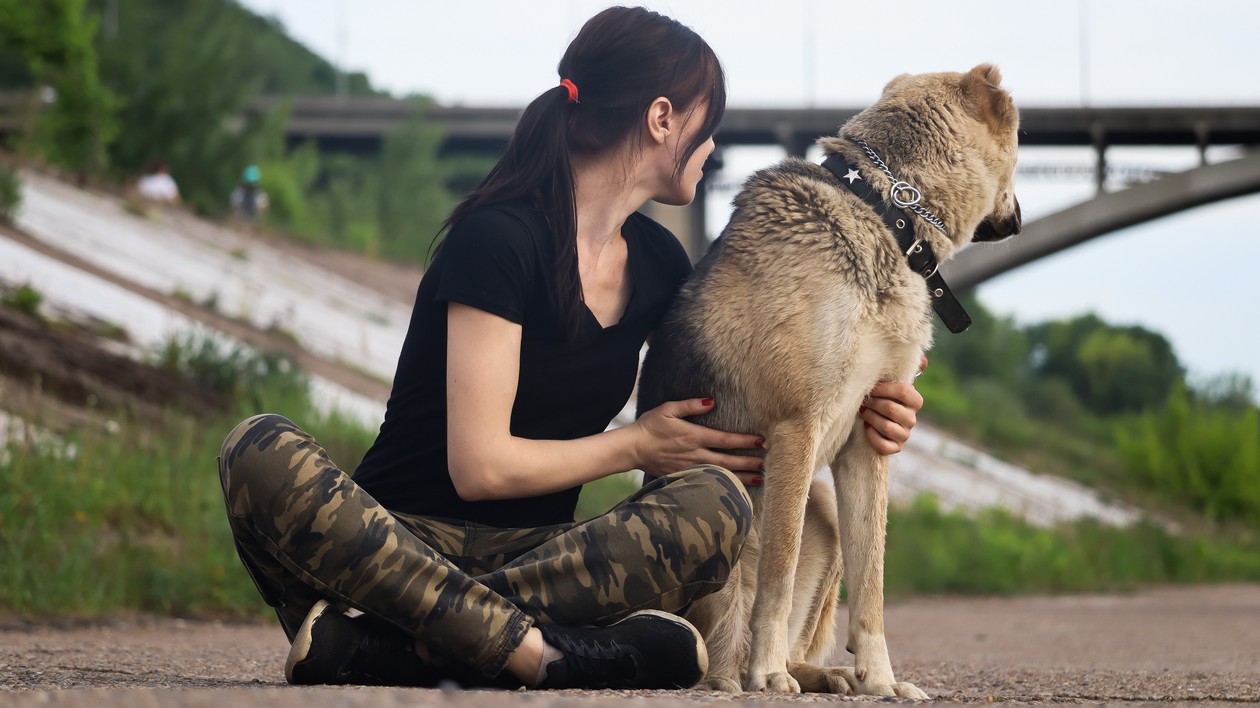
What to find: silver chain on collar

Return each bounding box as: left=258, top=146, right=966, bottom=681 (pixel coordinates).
left=850, top=138, right=949, bottom=235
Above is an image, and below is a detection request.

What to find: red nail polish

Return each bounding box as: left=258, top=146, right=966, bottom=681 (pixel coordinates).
left=858, top=406, right=867, bottom=415
left=754, top=438, right=765, bottom=448
left=701, top=397, right=714, bottom=406
left=750, top=476, right=764, bottom=486
left=863, top=421, right=872, bottom=430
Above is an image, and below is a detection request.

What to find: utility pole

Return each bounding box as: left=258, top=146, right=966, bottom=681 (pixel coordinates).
left=335, top=0, right=348, bottom=101
left=803, top=0, right=816, bottom=107
left=105, top=0, right=119, bottom=40
left=1078, top=0, right=1090, bottom=107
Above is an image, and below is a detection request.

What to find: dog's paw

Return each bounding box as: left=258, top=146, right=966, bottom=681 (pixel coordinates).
left=840, top=665, right=930, bottom=699
left=788, top=662, right=856, bottom=694
left=701, top=676, right=742, bottom=693
left=856, top=678, right=930, bottom=699
left=891, top=681, right=929, bottom=700
left=745, top=670, right=801, bottom=694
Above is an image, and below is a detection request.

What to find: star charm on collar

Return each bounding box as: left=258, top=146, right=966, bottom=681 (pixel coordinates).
left=843, top=168, right=862, bottom=184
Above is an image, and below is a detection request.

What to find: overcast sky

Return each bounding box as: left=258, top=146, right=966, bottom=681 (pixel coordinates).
left=239, top=0, right=1260, bottom=392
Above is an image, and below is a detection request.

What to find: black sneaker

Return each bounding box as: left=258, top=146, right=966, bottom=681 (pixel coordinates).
left=536, top=610, right=708, bottom=690
left=285, top=600, right=434, bottom=686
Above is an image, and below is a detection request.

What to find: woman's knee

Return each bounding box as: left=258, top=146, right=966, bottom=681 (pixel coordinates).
left=663, top=465, right=754, bottom=566
left=218, top=413, right=312, bottom=505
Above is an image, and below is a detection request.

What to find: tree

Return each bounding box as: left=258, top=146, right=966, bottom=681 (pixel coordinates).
left=1117, top=382, right=1260, bottom=523
left=1027, top=314, right=1183, bottom=415
left=376, top=99, right=452, bottom=263
left=90, top=0, right=282, bottom=212
left=0, top=0, right=118, bottom=174
left=927, top=295, right=1028, bottom=386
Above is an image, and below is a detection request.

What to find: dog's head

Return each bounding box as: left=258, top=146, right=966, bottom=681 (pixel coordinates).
left=858, top=64, right=1022, bottom=248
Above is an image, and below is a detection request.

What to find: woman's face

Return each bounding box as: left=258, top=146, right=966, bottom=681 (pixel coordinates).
left=652, top=104, right=716, bottom=207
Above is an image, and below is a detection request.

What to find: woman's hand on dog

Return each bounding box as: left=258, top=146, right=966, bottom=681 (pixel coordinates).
left=859, top=356, right=927, bottom=455
left=634, top=397, right=766, bottom=485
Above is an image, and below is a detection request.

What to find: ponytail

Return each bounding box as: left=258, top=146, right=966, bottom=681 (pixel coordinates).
left=442, top=85, right=586, bottom=339
left=441, top=7, right=727, bottom=343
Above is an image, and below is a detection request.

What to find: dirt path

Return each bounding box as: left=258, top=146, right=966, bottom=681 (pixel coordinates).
left=2, top=584, right=1257, bottom=705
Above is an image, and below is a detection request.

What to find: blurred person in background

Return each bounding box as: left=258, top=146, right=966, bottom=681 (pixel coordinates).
left=218, top=4, right=923, bottom=693
left=135, top=160, right=180, bottom=205
left=230, top=164, right=268, bottom=221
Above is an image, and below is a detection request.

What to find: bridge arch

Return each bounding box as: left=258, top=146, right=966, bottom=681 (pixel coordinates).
left=942, top=152, right=1260, bottom=291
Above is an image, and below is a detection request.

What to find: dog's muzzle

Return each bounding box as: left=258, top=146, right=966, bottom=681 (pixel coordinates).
left=973, top=198, right=1022, bottom=242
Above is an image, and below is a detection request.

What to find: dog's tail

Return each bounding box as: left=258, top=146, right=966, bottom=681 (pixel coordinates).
left=805, top=563, right=842, bottom=663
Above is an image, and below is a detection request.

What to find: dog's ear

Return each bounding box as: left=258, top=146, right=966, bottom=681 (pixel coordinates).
left=961, top=63, right=1017, bottom=135
left=881, top=73, right=912, bottom=97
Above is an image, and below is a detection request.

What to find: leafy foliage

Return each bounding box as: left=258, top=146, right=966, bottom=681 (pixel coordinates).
left=922, top=297, right=1259, bottom=526
left=2, top=0, right=458, bottom=248
left=1026, top=314, right=1183, bottom=414
left=1, top=281, right=43, bottom=317
left=88, top=0, right=296, bottom=212
left=0, top=0, right=118, bottom=173
left=152, top=330, right=307, bottom=408
left=0, top=162, right=21, bottom=223
left=1116, top=383, right=1260, bottom=523
left=258, top=107, right=455, bottom=264
left=0, top=332, right=371, bottom=617
left=376, top=99, right=452, bottom=262
left=885, top=495, right=1260, bottom=597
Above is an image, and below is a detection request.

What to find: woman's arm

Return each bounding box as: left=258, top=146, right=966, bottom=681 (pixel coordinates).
left=445, top=303, right=764, bottom=501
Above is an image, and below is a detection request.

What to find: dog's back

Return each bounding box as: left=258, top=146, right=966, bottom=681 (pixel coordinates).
left=638, top=158, right=906, bottom=443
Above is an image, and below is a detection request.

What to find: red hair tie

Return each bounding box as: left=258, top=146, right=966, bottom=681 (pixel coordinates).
left=560, top=78, right=580, bottom=104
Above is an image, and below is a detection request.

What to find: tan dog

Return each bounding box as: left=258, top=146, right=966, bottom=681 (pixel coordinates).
left=637, top=64, right=1022, bottom=696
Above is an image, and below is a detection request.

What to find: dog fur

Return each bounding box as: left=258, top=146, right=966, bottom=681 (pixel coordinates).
left=636, top=64, right=1022, bottom=696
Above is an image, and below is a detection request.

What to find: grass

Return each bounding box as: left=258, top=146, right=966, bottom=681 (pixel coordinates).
left=6, top=411, right=1260, bottom=619
left=7, top=401, right=1260, bottom=620
left=4, top=333, right=1260, bottom=619
left=1, top=282, right=44, bottom=318
left=1, top=412, right=264, bottom=616
left=885, top=495, right=1260, bottom=598
left=0, top=337, right=372, bottom=619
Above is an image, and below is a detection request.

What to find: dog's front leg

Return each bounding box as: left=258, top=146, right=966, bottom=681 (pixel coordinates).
left=744, top=421, right=816, bottom=693
left=832, top=435, right=928, bottom=699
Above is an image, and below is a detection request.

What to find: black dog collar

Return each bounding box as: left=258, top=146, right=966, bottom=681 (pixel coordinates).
left=820, top=152, right=972, bottom=334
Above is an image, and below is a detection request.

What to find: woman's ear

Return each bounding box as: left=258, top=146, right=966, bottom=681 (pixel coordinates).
left=645, top=96, right=674, bottom=145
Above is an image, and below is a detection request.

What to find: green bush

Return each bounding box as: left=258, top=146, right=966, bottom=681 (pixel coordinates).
left=885, top=495, right=1260, bottom=597
left=0, top=163, right=21, bottom=224
left=152, top=331, right=308, bottom=407
left=1, top=281, right=43, bottom=317
left=1116, top=383, right=1260, bottom=524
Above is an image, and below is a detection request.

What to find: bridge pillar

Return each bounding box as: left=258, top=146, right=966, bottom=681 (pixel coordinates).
left=641, top=199, right=707, bottom=262
left=640, top=149, right=724, bottom=262
left=1196, top=121, right=1210, bottom=167
left=777, top=126, right=814, bottom=158
left=1091, top=122, right=1108, bottom=195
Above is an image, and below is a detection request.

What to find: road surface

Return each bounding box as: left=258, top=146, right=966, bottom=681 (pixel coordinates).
left=3, top=584, right=1257, bottom=705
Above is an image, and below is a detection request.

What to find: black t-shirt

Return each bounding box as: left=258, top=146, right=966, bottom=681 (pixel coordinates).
left=352, top=199, right=693, bottom=528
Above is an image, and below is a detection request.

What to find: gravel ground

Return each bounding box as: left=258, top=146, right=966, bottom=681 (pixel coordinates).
left=2, top=584, right=1257, bottom=705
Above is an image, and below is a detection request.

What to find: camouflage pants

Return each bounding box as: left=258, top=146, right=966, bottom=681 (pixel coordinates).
left=218, top=413, right=752, bottom=678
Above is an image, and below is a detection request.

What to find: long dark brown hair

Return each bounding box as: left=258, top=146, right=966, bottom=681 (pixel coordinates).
left=442, top=6, right=726, bottom=340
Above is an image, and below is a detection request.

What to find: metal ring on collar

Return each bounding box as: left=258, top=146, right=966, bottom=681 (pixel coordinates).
left=890, top=181, right=922, bottom=207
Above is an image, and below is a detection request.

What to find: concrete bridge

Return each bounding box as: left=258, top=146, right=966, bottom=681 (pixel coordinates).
left=261, top=98, right=1260, bottom=269
left=3, top=95, right=1257, bottom=279
left=942, top=149, right=1260, bottom=290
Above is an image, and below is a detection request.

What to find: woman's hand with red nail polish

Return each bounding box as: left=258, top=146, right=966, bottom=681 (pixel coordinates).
left=858, top=380, right=924, bottom=456
left=633, top=397, right=765, bottom=478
